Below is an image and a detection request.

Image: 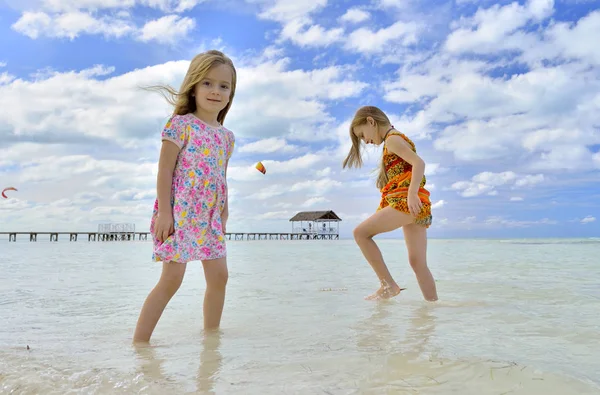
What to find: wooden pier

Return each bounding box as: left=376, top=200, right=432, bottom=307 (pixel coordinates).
left=0, top=231, right=150, bottom=242
left=0, top=231, right=339, bottom=242
left=1, top=211, right=343, bottom=242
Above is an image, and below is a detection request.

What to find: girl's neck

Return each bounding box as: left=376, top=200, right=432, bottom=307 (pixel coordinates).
left=380, top=125, right=395, bottom=140
left=192, top=109, right=220, bottom=127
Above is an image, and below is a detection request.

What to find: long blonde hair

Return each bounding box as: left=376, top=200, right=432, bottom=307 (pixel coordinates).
left=145, top=50, right=237, bottom=125
left=342, top=105, right=392, bottom=189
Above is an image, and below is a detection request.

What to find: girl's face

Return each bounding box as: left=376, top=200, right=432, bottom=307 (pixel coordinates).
left=352, top=117, right=381, bottom=145
left=193, top=63, right=233, bottom=117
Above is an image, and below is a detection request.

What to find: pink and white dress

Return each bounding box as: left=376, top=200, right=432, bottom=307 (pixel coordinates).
left=150, top=113, right=235, bottom=263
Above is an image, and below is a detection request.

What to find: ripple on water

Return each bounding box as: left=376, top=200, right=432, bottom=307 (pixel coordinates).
left=1, top=239, right=599, bottom=393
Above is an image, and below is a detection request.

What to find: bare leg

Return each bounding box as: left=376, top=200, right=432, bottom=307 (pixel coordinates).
left=133, top=261, right=186, bottom=343
left=402, top=223, right=438, bottom=301
left=201, top=257, right=228, bottom=331
left=353, top=206, right=415, bottom=300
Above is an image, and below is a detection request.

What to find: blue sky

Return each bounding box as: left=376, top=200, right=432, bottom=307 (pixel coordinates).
left=0, top=0, right=599, bottom=238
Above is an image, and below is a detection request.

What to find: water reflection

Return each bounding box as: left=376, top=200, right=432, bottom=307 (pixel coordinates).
left=353, top=302, right=441, bottom=392
left=133, top=344, right=169, bottom=383
left=196, top=331, right=223, bottom=394
left=403, top=303, right=437, bottom=358
left=355, top=302, right=437, bottom=356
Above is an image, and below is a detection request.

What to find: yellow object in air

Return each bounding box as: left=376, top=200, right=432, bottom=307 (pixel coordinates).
left=255, top=161, right=266, bottom=174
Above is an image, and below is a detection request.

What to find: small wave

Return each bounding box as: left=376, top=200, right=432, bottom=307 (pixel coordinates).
left=500, top=239, right=600, bottom=246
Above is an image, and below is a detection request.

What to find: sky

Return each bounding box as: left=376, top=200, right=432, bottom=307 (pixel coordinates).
left=0, top=0, right=599, bottom=239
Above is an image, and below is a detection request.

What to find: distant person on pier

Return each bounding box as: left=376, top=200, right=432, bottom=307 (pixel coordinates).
left=133, top=50, right=237, bottom=343
left=342, top=106, right=438, bottom=302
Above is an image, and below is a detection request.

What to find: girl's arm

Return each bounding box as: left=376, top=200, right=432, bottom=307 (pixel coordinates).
left=385, top=135, right=426, bottom=195
left=157, top=141, right=181, bottom=214
left=222, top=159, right=229, bottom=217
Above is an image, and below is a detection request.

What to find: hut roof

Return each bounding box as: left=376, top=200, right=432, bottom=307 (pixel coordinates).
left=289, top=210, right=342, bottom=222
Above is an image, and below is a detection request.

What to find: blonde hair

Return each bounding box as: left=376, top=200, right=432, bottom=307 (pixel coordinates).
left=342, top=105, right=392, bottom=189
left=145, top=50, right=237, bottom=125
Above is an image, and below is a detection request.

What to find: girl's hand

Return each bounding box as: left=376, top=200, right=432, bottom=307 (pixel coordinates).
left=407, top=192, right=423, bottom=217
left=154, top=210, right=174, bottom=243
left=221, top=212, right=228, bottom=234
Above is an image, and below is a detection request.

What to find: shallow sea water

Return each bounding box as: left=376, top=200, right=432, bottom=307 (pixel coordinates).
left=1, top=238, right=599, bottom=394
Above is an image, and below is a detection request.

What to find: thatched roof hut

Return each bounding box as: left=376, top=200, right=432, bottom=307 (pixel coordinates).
left=288, top=210, right=342, bottom=222
left=288, top=210, right=341, bottom=238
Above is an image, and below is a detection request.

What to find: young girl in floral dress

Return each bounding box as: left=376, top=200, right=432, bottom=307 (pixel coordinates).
left=133, top=50, right=237, bottom=342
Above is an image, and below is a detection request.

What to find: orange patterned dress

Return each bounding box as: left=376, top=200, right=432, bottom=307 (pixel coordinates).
left=377, top=131, right=432, bottom=228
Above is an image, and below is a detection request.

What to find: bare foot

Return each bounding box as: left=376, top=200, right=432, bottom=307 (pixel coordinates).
left=365, top=281, right=405, bottom=300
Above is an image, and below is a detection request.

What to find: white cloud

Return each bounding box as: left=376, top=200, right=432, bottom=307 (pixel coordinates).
left=0, top=57, right=368, bottom=149
left=39, top=0, right=135, bottom=12
left=10, top=0, right=205, bottom=41
left=12, top=11, right=134, bottom=39
left=237, top=138, right=298, bottom=154
left=316, top=167, right=332, bottom=177
left=379, top=4, right=600, bottom=173
left=112, top=188, right=155, bottom=201
left=227, top=153, right=325, bottom=182
left=392, top=61, right=600, bottom=167
left=581, top=216, right=596, bottom=224
left=594, top=151, right=600, bottom=168
left=431, top=200, right=445, bottom=209
left=246, top=185, right=286, bottom=200
left=14, top=0, right=204, bottom=12
left=541, top=11, right=600, bottom=66
left=279, top=20, right=344, bottom=47
left=0, top=71, right=15, bottom=85
left=0, top=64, right=176, bottom=145
left=231, top=58, right=368, bottom=140
left=451, top=180, right=494, bottom=197
left=529, top=145, right=599, bottom=171
left=2, top=0, right=598, bottom=237
left=484, top=216, right=557, bottom=228
left=138, top=15, right=195, bottom=44
left=139, top=0, right=206, bottom=13
left=451, top=171, right=545, bottom=197
left=472, top=171, right=517, bottom=186
left=345, top=21, right=419, bottom=53
left=339, top=8, right=370, bottom=24
left=256, top=0, right=327, bottom=22
left=290, top=178, right=343, bottom=196
left=0, top=51, right=373, bottom=234
left=514, top=174, right=544, bottom=187
left=301, top=196, right=330, bottom=207
left=254, top=210, right=294, bottom=220
left=444, top=215, right=558, bottom=229
left=445, top=0, right=554, bottom=54
left=252, top=0, right=341, bottom=48
left=378, top=0, right=411, bottom=7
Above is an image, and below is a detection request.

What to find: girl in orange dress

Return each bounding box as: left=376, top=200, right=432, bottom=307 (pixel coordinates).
left=343, top=106, right=438, bottom=302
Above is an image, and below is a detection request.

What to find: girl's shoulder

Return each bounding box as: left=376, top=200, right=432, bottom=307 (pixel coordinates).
left=182, top=113, right=235, bottom=137
left=384, top=130, right=417, bottom=153
left=386, top=130, right=414, bottom=145
left=220, top=125, right=235, bottom=140
left=165, top=113, right=194, bottom=130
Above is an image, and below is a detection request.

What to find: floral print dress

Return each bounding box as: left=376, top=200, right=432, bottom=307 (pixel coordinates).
left=151, top=113, right=235, bottom=263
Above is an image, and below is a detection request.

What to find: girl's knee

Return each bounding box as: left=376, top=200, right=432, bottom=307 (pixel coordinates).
left=408, top=254, right=427, bottom=271
left=158, top=273, right=184, bottom=293
left=353, top=225, right=371, bottom=241
left=205, top=264, right=228, bottom=289
left=158, top=262, right=185, bottom=293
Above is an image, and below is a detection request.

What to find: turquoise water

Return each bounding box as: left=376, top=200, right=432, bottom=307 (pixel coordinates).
left=1, top=238, right=599, bottom=394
